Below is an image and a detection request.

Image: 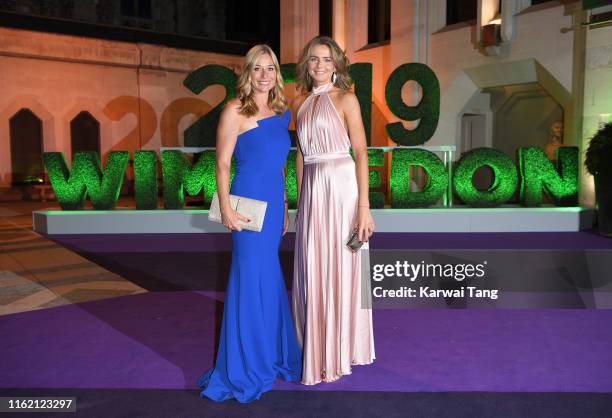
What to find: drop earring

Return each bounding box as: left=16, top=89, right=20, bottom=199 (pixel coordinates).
left=331, top=72, right=337, bottom=84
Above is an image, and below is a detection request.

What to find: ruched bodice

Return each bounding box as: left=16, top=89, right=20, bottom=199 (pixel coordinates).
left=296, top=82, right=351, bottom=161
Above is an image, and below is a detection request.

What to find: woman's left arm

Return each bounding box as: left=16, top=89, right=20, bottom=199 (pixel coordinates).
left=282, top=167, right=289, bottom=236
left=343, top=92, right=375, bottom=242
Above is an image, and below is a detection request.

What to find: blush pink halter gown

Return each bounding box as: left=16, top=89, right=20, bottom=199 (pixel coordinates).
left=292, top=82, right=375, bottom=385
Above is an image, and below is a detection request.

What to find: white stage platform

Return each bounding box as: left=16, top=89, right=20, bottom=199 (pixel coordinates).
left=33, top=207, right=594, bottom=234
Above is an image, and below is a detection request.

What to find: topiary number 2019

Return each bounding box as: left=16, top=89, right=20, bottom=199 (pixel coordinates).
left=385, top=63, right=440, bottom=146
left=183, top=62, right=439, bottom=147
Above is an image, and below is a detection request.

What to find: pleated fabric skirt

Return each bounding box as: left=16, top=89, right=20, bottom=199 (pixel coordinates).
left=293, top=155, right=375, bottom=385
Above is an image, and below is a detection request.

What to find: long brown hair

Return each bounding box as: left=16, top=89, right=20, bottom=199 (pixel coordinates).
left=236, top=44, right=287, bottom=117
left=296, top=36, right=351, bottom=93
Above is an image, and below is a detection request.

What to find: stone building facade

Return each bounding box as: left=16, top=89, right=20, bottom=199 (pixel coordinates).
left=1, top=0, right=611, bottom=205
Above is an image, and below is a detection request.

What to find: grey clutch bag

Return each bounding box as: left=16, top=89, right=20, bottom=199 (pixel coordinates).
left=346, top=229, right=364, bottom=252
left=208, top=192, right=267, bottom=232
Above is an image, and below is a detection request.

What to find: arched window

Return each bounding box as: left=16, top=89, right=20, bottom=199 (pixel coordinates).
left=70, top=111, right=100, bottom=158
left=9, top=109, right=43, bottom=184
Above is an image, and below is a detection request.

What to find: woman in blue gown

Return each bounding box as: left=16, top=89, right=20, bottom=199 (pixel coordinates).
left=197, top=44, right=302, bottom=403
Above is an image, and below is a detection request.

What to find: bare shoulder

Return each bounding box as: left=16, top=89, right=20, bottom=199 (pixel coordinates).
left=331, top=89, right=360, bottom=116
left=337, top=90, right=359, bottom=107
left=220, top=98, right=243, bottom=122
left=224, top=98, right=242, bottom=114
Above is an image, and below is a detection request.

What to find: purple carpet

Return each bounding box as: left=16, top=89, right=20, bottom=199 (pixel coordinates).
left=4, top=231, right=610, bottom=394
left=2, top=291, right=612, bottom=393
left=47, top=231, right=612, bottom=253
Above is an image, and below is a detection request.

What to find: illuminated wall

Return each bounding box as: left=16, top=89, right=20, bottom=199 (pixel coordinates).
left=582, top=22, right=612, bottom=207
left=0, top=1, right=603, bottom=210
left=319, top=0, right=591, bottom=204
left=0, top=27, right=242, bottom=189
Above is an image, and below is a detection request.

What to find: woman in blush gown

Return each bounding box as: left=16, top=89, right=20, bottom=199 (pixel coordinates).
left=197, top=44, right=301, bottom=403
left=292, top=36, right=375, bottom=385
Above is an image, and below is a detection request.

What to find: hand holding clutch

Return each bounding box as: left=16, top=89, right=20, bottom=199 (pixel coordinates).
left=346, top=229, right=364, bottom=252
left=209, top=192, right=267, bottom=232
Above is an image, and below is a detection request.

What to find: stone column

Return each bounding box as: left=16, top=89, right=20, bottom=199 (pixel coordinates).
left=342, top=0, right=368, bottom=60
left=280, top=0, right=320, bottom=63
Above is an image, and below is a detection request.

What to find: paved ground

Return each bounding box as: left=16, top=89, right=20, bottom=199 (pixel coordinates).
left=0, top=199, right=145, bottom=316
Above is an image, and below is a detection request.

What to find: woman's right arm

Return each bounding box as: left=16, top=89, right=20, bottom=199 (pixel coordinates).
left=216, top=100, right=250, bottom=231
left=296, top=146, right=303, bottom=200
left=291, top=95, right=306, bottom=205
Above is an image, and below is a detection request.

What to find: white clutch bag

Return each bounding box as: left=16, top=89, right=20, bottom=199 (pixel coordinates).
left=208, top=192, right=267, bottom=232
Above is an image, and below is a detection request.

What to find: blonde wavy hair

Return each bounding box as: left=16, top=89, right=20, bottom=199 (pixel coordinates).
left=236, top=44, right=287, bottom=117
left=296, top=36, right=351, bottom=93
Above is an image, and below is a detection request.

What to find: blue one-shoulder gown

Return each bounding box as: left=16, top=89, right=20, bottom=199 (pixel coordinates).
left=198, top=111, right=302, bottom=403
